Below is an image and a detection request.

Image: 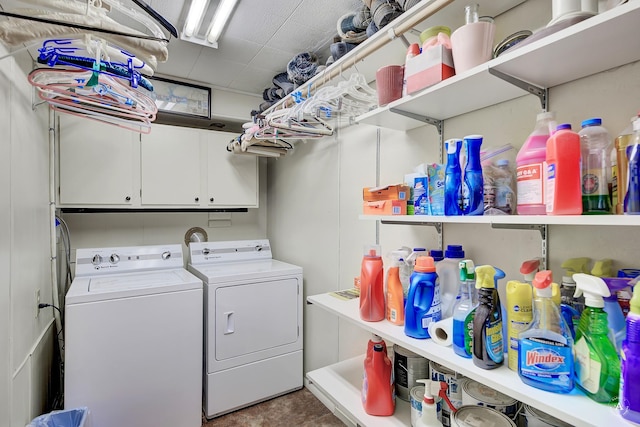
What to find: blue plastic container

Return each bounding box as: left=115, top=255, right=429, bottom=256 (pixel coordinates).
left=462, top=135, right=484, bottom=216
left=444, top=138, right=463, bottom=216
left=405, top=256, right=441, bottom=339
left=28, top=407, right=89, bottom=427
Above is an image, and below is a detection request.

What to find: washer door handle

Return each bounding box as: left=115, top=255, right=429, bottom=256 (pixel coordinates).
left=224, top=311, right=234, bottom=334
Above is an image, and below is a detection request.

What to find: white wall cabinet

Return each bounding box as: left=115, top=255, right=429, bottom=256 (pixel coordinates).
left=57, top=119, right=258, bottom=209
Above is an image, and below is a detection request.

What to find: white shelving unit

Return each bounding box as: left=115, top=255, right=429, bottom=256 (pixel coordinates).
left=307, top=293, right=628, bottom=427
left=357, top=1, right=640, bottom=130
left=359, top=214, right=640, bottom=227
left=307, top=355, right=411, bottom=427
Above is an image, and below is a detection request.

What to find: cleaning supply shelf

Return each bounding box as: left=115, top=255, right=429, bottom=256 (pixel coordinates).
left=307, top=355, right=411, bottom=427
left=357, top=1, right=640, bottom=130
left=359, top=214, right=640, bottom=227
left=307, top=292, right=627, bottom=427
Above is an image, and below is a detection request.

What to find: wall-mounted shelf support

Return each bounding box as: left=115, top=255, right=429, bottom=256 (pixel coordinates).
left=389, top=108, right=443, bottom=134
left=488, top=68, right=548, bottom=111
left=491, top=223, right=548, bottom=269
left=381, top=220, right=443, bottom=250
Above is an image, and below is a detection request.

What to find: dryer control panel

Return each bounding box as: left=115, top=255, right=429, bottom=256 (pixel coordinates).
left=75, top=244, right=184, bottom=276
left=189, top=239, right=272, bottom=265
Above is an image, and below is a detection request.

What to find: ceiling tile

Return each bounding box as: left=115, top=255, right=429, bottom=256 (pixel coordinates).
left=249, top=46, right=297, bottom=74
left=214, top=37, right=262, bottom=65
left=224, top=6, right=289, bottom=45
left=149, top=0, right=185, bottom=28
left=267, top=21, right=335, bottom=56
left=188, top=54, right=246, bottom=87
left=291, top=0, right=363, bottom=32
left=157, top=38, right=203, bottom=78
left=228, top=66, right=282, bottom=94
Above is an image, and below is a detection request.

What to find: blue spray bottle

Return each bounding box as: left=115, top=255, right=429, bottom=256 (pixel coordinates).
left=444, top=138, right=463, bottom=216
left=462, top=135, right=484, bottom=216
left=518, top=270, right=574, bottom=393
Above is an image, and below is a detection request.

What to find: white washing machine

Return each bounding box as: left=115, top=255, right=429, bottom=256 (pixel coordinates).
left=188, top=239, right=303, bottom=419
left=65, top=244, right=203, bottom=427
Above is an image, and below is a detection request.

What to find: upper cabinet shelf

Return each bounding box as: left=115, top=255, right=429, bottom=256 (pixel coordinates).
left=357, top=1, right=640, bottom=130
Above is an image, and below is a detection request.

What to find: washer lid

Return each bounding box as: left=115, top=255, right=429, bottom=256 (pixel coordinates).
left=188, top=259, right=302, bottom=283
left=66, top=269, right=202, bottom=304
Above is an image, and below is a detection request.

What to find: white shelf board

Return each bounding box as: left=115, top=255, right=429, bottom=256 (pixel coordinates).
left=307, top=355, right=412, bottom=427
left=307, top=293, right=630, bottom=427
left=491, top=1, right=640, bottom=89
left=359, top=214, right=640, bottom=227
left=357, top=1, right=640, bottom=130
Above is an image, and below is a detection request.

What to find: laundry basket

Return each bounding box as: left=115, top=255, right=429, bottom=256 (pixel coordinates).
left=27, top=407, right=90, bottom=427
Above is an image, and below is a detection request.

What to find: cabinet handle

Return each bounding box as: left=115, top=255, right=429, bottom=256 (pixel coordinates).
left=195, top=197, right=199, bottom=202
left=210, top=197, right=214, bottom=202
left=125, top=196, right=131, bottom=202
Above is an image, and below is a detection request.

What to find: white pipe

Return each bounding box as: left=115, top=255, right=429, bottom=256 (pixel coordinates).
left=48, top=108, right=63, bottom=358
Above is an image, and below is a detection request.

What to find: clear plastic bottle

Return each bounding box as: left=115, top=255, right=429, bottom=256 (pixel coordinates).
left=579, top=118, right=613, bottom=214
left=516, top=112, right=556, bottom=215
left=614, top=115, right=639, bottom=214
left=453, top=260, right=477, bottom=358
left=436, top=245, right=465, bottom=318
left=494, top=159, right=515, bottom=214
left=464, top=3, right=479, bottom=24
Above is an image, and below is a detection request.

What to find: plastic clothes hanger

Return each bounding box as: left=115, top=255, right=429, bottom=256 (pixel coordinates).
left=130, top=0, right=178, bottom=38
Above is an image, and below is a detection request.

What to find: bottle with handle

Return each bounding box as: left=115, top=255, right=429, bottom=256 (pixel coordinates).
left=362, top=343, right=395, bottom=416
left=546, top=123, right=582, bottom=215
left=405, top=256, right=441, bottom=339
left=360, top=245, right=385, bottom=322
left=573, top=273, right=620, bottom=403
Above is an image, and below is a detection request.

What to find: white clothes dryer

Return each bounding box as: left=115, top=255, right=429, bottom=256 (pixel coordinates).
left=188, top=239, right=303, bottom=419
left=65, top=244, right=203, bottom=427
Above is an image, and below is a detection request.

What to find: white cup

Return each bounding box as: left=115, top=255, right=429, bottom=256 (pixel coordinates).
left=450, top=21, right=496, bottom=74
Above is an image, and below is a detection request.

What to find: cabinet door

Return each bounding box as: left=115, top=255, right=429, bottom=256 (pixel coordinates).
left=58, top=114, right=138, bottom=206
left=141, top=125, right=202, bottom=206
left=206, top=131, right=258, bottom=207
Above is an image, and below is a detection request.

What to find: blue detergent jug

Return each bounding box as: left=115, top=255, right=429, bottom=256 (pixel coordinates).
left=405, top=256, right=441, bottom=339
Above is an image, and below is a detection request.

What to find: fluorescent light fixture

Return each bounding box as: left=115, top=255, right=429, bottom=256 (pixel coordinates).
left=206, top=0, right=239, bottom=45
left=183, top=0, right=208, bottom=38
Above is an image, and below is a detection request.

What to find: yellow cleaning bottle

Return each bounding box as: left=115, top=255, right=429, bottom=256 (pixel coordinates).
left=506, top=259, right=538, bottom=370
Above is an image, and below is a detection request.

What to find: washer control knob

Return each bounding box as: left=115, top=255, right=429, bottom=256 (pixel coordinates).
left=202, top=248, right=210, bottom=256
left=109, top=254, right=120, bottom=264
left=162, top=251, right=171, bottom=260
left=92, top=254, right=102, bottom=265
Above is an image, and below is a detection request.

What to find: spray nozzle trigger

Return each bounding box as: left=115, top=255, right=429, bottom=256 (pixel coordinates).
left=520, top=259, right=541, bottom=282
left=573, top=273, right=610, bottom=308
left=591, top=259, right=614, bottom=278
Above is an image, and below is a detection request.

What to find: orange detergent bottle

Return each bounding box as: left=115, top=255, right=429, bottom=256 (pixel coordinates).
left=360, top=245, right=385, bottom=321
left=546, top=123, right=582, bottom=215
left=387, top=251, right=405, bottom=325
left=362, top=343, right=395, bottom=416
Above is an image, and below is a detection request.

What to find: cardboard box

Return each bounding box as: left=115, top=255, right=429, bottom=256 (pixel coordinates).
left=363, top=184, right=411, bottom=202
left=405, top=45, right=455, bottom=95
left=362, top=200, right=407, bottom=216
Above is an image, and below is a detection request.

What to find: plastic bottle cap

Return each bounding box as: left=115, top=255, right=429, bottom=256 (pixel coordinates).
left=445, top=244, right=464, bottom=259
left=414, top=256, right=436, bottom=272
left=533, top=270, right=553, bottom=297
left=430, top=249, right=444, bottom=261
left=373, top=344, right=384, bottom=352
left=581, top=117, right=602, bottom=128
left=413, top=247, right=427, bottom=252
left=556, top=123, right=572, bottom=131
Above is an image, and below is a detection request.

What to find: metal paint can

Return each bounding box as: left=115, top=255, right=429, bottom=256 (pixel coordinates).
left=452, top=405, right=517, bottom=427
left=461, top=378, right=520, bottom=420
left=410, top=386, right=424, bottom=427
left=430, top=361, right=464, bottom=426
left=393, top=344, right=430, bottom=401
left=520, top=404, right=573, bottom=427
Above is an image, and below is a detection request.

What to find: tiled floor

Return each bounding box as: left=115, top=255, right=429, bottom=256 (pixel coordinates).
left=202, top=387, right=345, bottom=427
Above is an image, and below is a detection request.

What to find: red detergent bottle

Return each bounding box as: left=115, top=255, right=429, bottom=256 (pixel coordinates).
left=360, top=245, right=385, bottom=321
left=546, top=123, right=582, bottom=215
left=362, top=343, right=395, bottom=416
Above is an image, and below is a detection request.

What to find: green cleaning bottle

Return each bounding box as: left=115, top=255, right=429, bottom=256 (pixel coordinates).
left=573, top=273, right=620, bottom=404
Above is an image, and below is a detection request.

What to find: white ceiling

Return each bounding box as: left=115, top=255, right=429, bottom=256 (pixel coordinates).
left=149, top=0, right=363, bottom=96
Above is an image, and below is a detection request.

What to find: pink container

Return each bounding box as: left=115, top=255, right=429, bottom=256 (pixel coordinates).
left=450, top=21, right=495, bottom=74
left=376, top=65, right=404, bottom=106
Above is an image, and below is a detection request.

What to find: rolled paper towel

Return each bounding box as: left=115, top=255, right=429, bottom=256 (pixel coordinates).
left=428, top=317, right=453, bottom=346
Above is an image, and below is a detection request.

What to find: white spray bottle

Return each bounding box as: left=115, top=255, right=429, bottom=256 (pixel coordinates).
left=415, top=380, right=456, bottom=427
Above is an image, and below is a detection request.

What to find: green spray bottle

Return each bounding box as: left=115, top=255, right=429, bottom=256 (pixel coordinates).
left=573, top=273, right=620, bottom=404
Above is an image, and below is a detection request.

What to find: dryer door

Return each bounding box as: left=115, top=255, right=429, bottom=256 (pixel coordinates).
left=212, top=276, right=300, bottom=368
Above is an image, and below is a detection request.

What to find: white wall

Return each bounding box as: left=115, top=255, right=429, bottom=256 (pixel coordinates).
left=268, top=0, right=640, bottom=375
left=0, top=46, right=56, bottom=426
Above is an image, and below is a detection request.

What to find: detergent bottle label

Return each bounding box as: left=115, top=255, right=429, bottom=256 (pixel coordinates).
left=574, top=336, right=601, bottom=394
left=520, top=337, right=573, bottom=388
left=486, top=317, right=504, bottom=363
left=464, top=309, right=475, bottom=356
left=421, top=284, right=442, bottom=329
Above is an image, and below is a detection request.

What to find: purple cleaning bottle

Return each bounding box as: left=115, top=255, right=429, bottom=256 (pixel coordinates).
left=620, top=282, right=640, bottom=423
